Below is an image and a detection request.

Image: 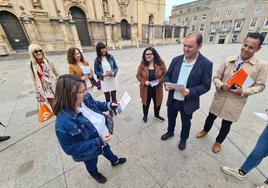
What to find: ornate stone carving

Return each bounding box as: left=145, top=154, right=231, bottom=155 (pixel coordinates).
left=0, top=0, right=12, bottom=7
left=63, top=0, right=85, bottom=6
left=117, top=0, right=129, bottom=17
left=32, top=0, right=43, bottom=9
left=102, top=0, right=109, bottom=16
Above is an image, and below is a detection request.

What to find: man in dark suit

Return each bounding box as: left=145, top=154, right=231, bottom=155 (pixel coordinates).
left=161, top=32, right=213, bottom=150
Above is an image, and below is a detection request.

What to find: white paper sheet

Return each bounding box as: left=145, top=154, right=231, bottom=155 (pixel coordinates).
left=254, top=112, right=268, bottom=121
left=117, top=91, right=131, bottom=113
left=150, top=80, right=158, bottom=87
left=164, top=82, right=185, bottom=90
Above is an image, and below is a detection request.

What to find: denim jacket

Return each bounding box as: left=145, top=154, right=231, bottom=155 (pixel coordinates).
left=55, top=93, right=111, bottom=162
left=94, top=54, right=118, bottom=80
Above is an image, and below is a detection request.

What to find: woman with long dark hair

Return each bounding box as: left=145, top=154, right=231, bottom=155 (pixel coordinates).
left=136, top=47, right=167, bottom=123
left=94, top=42, right=119, bottom=102
left=53, top=74, right=126, bottom=184
left=67, top=47, right=97, bottom=88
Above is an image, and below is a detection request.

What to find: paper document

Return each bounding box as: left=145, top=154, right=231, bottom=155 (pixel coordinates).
left=79, top=65, right=91, bottom=75
left=165, top=82, right=185, bottom=90
left=150, top=80, right=158, bottom=87
left=226, top=68, right=254, bottom=88
left=117, top=91, right=131, bottom=113
left=254, top=112, right=268, bottom=121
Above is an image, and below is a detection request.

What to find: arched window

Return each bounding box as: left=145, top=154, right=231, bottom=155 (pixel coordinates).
left=120, top=19, right=131, bottom=40
left=149, top=14, right=154, bottom=25
left=0, top=11, right=29, bottom=50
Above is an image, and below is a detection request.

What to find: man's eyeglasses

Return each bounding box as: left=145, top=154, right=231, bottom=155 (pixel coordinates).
left=34, top=50, right=43, bottom=54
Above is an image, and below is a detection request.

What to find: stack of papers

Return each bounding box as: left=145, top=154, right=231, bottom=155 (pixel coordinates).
left=254, top=112, right=268, bottom=121
left=164, top=82, right=185, bottom=90
left=117, top=91, right=131, bottom=114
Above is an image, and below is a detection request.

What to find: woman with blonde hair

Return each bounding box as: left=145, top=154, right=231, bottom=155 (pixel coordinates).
left=67, top=47, right=97, bottom=88
left=28, top=44, right=58, bottom=107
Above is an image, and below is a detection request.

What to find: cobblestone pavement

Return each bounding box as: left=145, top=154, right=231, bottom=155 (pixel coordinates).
left=0, top=44, right=268, bottom=188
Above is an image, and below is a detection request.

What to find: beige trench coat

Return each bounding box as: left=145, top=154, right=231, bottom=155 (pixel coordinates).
left=209, top=55, right=267, bottom=122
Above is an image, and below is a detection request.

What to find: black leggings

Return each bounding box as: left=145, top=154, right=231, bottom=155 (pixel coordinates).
left=203, top=112, right=233, bottom=143
left=142, top=86, right=160, bottom=117
left=104, top=90, right=117, bottom=103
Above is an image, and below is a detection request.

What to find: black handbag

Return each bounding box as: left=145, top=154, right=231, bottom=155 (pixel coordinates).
left=106, top=112, right=114, bottom=134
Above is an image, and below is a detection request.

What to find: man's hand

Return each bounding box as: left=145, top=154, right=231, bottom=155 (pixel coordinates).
left=221, top=83, right=231, bottom=91
left=110, top=102, right=118, bottom=115
left=179, top=88, right=190, bottom=96
left=104, top=134, right=112, bottom=143
left=230, top=85, right=243, bottom=95
left=165, top=85, right=173, bottom=91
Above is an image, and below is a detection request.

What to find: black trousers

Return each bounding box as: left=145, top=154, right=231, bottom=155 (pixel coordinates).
left=203, top=112, right=232, bottom=143
left=104, top=90, right=117, bottom=102
left=142, top=86, right=160, bottom=117
left=167, top=100, right=193, bottom=141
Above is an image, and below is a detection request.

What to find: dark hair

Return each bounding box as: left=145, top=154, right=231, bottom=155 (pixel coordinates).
left=141, top=47, right=163, bottom=66
left=52, top=74, right=86, bottom=115
left=96, top=42, right=109, bottom=59
left=186, top=32, right=203, bottom=45
left=246, top=32, right=264, bottom=47
left=67, top=47, right=85, bottom=64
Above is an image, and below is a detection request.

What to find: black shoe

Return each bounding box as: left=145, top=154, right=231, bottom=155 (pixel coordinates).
left=91, top=172, right=107, bottom=184
left=143, top=116, right=147, bottom=123
left=112, top=157, right=127, bottom=167
left=178, top=139, right=187, bottom=150
left=161, top=132, right=174, bottom=140
left=0, top=136, right=10, bottom=142
left=154, top=115, right=165, bottom=121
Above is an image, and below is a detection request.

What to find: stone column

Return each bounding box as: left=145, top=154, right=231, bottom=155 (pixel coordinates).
left=131, top=23, right=138, bottom=47
left=111, top=22, right=117, bottom=49
left=171, top=24, right=175, bottom=43
left=104, top=20, right=112, bottom=48
left=69, top=20, right=82, bottom=51
left=20, top=16, right=40, bottom=43
left=179, top=26, right=185, bottom=42
left=162, top=24, right=166, bottom=44
left=59, top=19, right=69, bottom=44
left=148, top=24, right=154, bottom=45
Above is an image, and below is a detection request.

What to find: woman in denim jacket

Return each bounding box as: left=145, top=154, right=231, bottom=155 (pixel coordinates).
left=53, top=74, right=126, bottom=184
left=94, top=42, right=119, bottom=102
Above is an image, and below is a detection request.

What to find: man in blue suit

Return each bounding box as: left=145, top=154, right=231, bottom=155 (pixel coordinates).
left=161, top=32, right=213, bottom=150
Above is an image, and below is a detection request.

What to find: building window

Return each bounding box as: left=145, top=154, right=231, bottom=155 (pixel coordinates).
left=240, top=8, right=246, bottom=16
left=214, top=11, right=219, bottom=18
left=191, top=25, right=195, bottom=32
left=209, top=36, right=214, bottom=42
left=180, top=10, right=182, bottom=14
left=187, top=8, right=191, bottom=12
left=202, top=14, right=207, bottom=20
left=250, top=18, right=257, bottom=28
left=185, top=17, right=189, bottom=21
left=232, top=34, right=239, bottom=43
left=210, top=22, right=219, bottom=32
left=264, top=18, right=268, bottom=27
left=234, top=19, right=243, bottom=30
left=222, top=21, right=231, bottom=31
left=226, top=9, right=232, bottom=17
left=255, top=5, right=262, bottom=13
left=199, top=24, right=205, bottom=32
left=193, top=16, right=197, bottom=21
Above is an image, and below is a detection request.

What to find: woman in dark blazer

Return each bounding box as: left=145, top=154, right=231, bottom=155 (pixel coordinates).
left=136, top=47, right=167, bottom=123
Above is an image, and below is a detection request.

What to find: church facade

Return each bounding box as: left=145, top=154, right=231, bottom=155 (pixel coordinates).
left=0, top=0, right=187, bottom=55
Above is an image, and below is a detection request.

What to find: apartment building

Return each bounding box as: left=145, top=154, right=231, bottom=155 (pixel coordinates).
left=170, top=0, right=268, bottom=44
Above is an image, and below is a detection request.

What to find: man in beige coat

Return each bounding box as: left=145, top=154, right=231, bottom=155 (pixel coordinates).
left=196, top=32, right=268, bottom=153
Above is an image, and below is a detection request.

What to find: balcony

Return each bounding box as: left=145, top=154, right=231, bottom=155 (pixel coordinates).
left=233, top=27, right=241, bottom=32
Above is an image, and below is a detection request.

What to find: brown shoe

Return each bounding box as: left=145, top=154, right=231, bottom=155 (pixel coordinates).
left=212, top=142, right=221, bottom=153
left=196, top=130, right=207, bottom=138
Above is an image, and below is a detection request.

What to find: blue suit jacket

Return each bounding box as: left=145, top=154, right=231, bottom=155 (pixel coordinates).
left=164, top=53, right=213, bottom=114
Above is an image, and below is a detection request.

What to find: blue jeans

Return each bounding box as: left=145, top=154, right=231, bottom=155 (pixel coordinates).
left=84, top=144, right=118, bottom=176
left=241, top=125, right=268, bottom=182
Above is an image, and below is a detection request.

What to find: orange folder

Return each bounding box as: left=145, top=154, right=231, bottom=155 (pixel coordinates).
left=226, top=68, right=249, bottom=88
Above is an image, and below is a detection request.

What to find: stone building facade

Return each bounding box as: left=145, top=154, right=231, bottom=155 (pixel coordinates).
left=0, top=0, right=187, bottom=55
left=170, top=0, right=268, bottom=44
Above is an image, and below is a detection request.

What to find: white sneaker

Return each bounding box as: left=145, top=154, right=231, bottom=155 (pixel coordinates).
left=257, top=182, right=268, bottom=188
left=221, top=166, right=246, bottom=180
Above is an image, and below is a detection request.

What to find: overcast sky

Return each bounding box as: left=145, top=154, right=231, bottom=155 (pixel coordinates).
left=165, top=0, right=196, bottom=20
